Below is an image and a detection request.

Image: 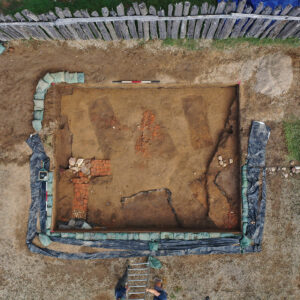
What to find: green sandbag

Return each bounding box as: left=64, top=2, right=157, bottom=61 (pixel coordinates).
left=75, top=232, right=84, bottom=240
left=33, top=110, right=43, bottom=121
left=65, top=72, right=78, bottom=83
left=240, top=235, right=252, bottom=248
left=47, top=207, right=52, bottom=216
left=34, top=100, right=44, bottom=110
left=93, top=233, right=107, bottom=240
left=46, top=216, right=52, bottom=229
left=48, top=172, right=53, bottom=183
left=196, top=232, right=210, bottom=239
left=149, top=232, right=160, bottom=241
left=39, top=233, right=52, bottom=246
left=83, top=233, right=91, bottom=240
left=139, top=233, right=150, bottom=241
left=77, top=72, right=85, bottom=83
left=161, top=232, right=173, bottom=239
left=36, top=79, right=50, bottom=95
left=0, top=44, right=6, bottom=55
left=46, top=182, right=53, bottom=195
left=148, top=256, right=162, bottom=269
left=51, top=72, right=65, bottom=83
left=127, top=233, right=134, bottom=240
left=43, top=73, right=54, bottom=84
left=47, top=195, right=53, bottom=207
left=32, top=120, right=42, bottom=132
left=120, top=233, right=128, bottom=240
left=174, top=232, right=185, bottom=240
left=149, top=241, right=159, bottom=251
left=34, top=91, right=46, bottom=100
left=107, top=233, right=116, bottom=239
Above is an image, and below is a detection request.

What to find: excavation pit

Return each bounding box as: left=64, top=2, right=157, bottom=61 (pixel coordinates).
left=53, top=85, right=241, bottom=233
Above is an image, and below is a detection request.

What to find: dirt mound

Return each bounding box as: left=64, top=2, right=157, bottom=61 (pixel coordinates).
left=255, top=53, right=293, bottom=97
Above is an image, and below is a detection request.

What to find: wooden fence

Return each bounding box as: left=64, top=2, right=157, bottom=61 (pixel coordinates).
left=0, top=1, right=299, bottom=42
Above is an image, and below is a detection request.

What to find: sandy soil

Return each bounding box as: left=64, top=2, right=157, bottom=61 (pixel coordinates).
left=54, top=86, right=239, bottom=231
left=0, top=40, right=299, bottom=299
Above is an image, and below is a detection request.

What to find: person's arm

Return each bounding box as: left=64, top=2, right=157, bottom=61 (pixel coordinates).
left=146, top=288, right=161, bottom=297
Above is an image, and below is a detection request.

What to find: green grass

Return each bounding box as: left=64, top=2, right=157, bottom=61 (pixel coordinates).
left=0, top=0, right=217, bottom=15
left=162, top=37, right=300, bottom=51
left=212, top=37, right=300, bottom=49
left=284, top=120, right=300, bottom=162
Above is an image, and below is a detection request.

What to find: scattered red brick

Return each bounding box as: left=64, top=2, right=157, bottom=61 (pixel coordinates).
left=71, top=182, right=89, bottom=219
left=70, top=159, right=111, bottom=219
left=72, top=176, right=89, bottom=184
left=90, top=160, right=111, bottom=177
left=223, top=209, right=239, bottom=230
left=135, top=110, right=162, bottom=156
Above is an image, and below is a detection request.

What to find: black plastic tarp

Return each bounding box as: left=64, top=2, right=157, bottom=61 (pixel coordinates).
left=25, top=121, right=270, bottom=259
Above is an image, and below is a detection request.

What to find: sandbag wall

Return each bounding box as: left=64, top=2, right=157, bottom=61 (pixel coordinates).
left=0, top=1, right=299, bottom=42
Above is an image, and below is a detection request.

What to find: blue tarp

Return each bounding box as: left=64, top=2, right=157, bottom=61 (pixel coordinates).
left=219, top=0, right=299, bottom=10
left=26, top=121, right=270, bottom=259
left=246, top=0, right=299, bottom=9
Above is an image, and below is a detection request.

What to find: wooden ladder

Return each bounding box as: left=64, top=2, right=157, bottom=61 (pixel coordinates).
left=127, top=262, right=150, bottom=300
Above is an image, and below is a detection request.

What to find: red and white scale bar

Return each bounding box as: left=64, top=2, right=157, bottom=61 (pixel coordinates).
left=112, top=80, right=160, bottom=84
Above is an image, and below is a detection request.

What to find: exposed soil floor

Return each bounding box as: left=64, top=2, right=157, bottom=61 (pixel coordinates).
left=54, top=86, right=240, bottom=231
left=0, top=40, right=299, bottom=299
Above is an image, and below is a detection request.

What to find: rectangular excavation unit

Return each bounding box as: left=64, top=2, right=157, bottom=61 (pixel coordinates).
left=53, top=85, right=241, bottom=233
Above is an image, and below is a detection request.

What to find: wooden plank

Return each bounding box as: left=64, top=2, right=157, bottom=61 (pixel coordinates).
left=239, top=2, right=264, bottom=37
left=215, top=2, right=233, bottom=39
left=91, top=11, right=111, bottom=41
left=254, top=5, right=281, bottom=38
left=265, top=4, right=294, bottom=38
left=55, top=7, right=79, bottom=40
left=226, top=0, right=246, bottom=38
left=206, top=1, right=226, bottom=39
left=246, top=6, right=273, bottom=37
left=32, top=11, right=63, bottom=40
left=139, top=2, right=149, bottom=41
left=180, top=1, right=191, bottom=39
left=12, top=12, right=31, bottom=39
left=110, top=9, right=123, bottom=39
left=73, top=10, right=95, bottom=39
left=158, top=9, right=167, bottom=40
left=133, top=2, right=143, bottom=39
left=0, top=28, right=13, bottom=41
left=218, top=2, right=237, bottom=39
left=38, top=14, right=64, bottom=40
left=116, top=3, right=131, bottom=40
left=194, top=3, right=208, bottom=39
left=21, top=10, right=51, bottom=40
left=230, top=6, right=253, bottom=38
left=187, top=5, right=199, bottom=39
left=102, top=7, right=118, bottom=40
left=277, top=7, right=300, bottom=39
left=201, top=5, right=215, bottom=38
left=167, top=4, right=173, bottom=38
left=149, top=6, right=158, bottom=39
left=280, top=22, right=300, bottom=38
left=2, top=14, right=28, bottom=39
left=0, top=14, right=14, bottom=41
left=45, top=11, right=73, bottom=39
left=127, top=7, right=138, bottom=39
left=80, top=9, right=102, bottom=39
left=171, top=2, right=183, bottom=39
left=63, top=9, right=86, bottom=40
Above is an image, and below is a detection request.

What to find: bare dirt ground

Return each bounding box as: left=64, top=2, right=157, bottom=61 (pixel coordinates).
left=0, top=40, right=299, bottom=299
left=54, top=86, right=239, bottom=231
